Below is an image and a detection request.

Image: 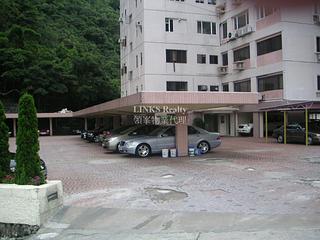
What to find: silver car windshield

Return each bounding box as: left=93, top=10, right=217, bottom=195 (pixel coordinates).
left=149, top=126, right=168, bottom=136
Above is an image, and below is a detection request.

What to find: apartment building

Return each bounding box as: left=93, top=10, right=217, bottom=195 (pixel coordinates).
left=119, top=0, right=320, bottom=137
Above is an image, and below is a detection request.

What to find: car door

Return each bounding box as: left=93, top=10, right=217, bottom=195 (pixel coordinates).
left=154, top=126, right=176, bottom=151
left=188, top=126, right=200, bottom=147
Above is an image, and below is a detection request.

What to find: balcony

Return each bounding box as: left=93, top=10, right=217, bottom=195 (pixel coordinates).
left=256, top=11, right=281, bottom=31
left=257, top=50, right=282, bottom=67
left=260, top=90, right=283, bottom=101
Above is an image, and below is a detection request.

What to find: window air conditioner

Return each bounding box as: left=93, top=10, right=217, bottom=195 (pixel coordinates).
left=315, top=52, right=320, bottom=62
left=136, top=21, right=142, bottom=26
left=118, top=17, right=123, bottom=23
left=228, top=32, right=237, bottom=41
left=236, top=25, right=254, bottom=37
left=313, top=15, right=320, bottom=25
left=218, top=66, right=229, bottom=75
left=233, top=61, right=245, bottom=70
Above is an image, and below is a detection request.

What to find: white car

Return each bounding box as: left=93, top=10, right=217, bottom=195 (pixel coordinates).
left=237, top=123, right=253, bottom=136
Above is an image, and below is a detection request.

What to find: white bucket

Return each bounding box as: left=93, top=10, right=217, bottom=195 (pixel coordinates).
left=189, top=148, right=195, bottom=157
left=162, top=149, right=169, bottom=158
left=170, top=149, right=177, bottom=158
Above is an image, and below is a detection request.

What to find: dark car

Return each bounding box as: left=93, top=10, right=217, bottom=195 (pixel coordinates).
left=9, top=152, right=48, bottom=178
left=272, top=124, right=320, bottom=145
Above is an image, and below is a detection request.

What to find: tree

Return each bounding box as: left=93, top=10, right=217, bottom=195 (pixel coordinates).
left=15, top=93, right=43, bottom=185
left=0, top=100, right=10, bottom=178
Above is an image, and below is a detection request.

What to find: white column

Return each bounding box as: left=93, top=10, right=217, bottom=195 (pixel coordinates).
left=84, top=118, right=88, bottom=131
left=13, top=118, right=17, bottom=137
left=49, top=118, right=53, bottom=136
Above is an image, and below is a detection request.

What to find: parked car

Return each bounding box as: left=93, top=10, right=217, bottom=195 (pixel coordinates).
left=103, top=125, right=159, bottom=152
left=99, top=125, right=136, bottom=144
left=119, top=125, right=221, bottom=158
left=86, top=127, right=111, bottom=143
left=272, top=123, right=320, bottom=145
left=38, top=129, right=50, bottom=136
left=237, top=123, right=253, bottom=136
left=9, top=152, right=48, bottom=178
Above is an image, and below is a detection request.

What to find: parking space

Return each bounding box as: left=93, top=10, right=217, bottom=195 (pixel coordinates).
left=10, top=136, right=320, bottom=239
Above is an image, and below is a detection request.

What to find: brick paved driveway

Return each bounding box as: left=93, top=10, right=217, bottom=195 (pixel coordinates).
left=10, top=136, right=320, bottom=214
left=9, top=136, right=320, bottom=239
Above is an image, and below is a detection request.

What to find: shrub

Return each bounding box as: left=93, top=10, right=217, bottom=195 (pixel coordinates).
left=0, top=100, right=10, bottom=178
left=15, top=94, right=44, bottom=185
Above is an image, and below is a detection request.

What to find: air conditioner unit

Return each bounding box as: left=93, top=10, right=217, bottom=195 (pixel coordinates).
left=118, top=37, right=127, bottom=47
left=218, top=66, right=229, bottom=75
left=232, top=0, right=242, bottom=5
left=118, top=17, right=123, bottom=23
left=315, top=52, right=320, bottom=62
left=228, top=32, right=237, bottom=41
left=233, top=61, right=245, bottom=70
left=198, top=85, right=208, bottom=91
left=236, top=25, right=254, bottom=37
left=216, top=3, right=226, bottom=15
left=136, top=21, right=142, bottom=26
left=314, top=15, right=320, bottom=25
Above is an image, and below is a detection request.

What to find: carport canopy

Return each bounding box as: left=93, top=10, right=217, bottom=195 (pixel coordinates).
left=73, top=92, right=259, bottom=156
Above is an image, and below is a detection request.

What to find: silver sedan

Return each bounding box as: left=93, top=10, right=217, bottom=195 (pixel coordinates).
left=102, top=125, right=159, bottom=152
left=119, top=126, right=221, bottom=157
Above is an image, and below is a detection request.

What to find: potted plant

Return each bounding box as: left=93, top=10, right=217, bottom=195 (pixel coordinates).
left=0, top=94, right=63, bottom=238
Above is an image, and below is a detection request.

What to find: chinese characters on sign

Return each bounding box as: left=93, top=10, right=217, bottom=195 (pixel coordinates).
left=133, top=105, right=188, bottom=125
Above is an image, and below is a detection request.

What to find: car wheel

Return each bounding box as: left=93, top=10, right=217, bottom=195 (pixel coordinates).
left=115, top=143, right=121, bottom=153
left=136, top=144, right=151, bottom=158
left=198, top=141, right=210, bottom=154
left=307, top=136, right=313, bottom=145
left=277, top=135, right=284, bottom=143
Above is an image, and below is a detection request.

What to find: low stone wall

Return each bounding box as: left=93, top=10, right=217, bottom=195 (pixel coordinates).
left=0, top=181, right=63, bottom=238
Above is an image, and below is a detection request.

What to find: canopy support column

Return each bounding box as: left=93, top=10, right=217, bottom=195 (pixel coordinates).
left=305, top=108, right=309, bottom=146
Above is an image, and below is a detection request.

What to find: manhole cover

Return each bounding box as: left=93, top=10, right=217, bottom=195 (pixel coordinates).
left=145, top=188, right=188, bottom=202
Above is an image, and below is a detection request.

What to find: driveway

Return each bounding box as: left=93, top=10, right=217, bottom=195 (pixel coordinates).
left=9, top=136, right=320, bottom=239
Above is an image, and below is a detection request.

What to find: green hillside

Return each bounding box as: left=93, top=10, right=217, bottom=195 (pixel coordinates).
left=0, top=0, right=120, bottom=112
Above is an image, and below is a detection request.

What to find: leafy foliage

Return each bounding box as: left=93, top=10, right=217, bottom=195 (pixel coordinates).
left=0, top=0, right=120, bottom=111
left=0, top=100, right=10, bottom=178
left=15, top=93, right=44, bottom=185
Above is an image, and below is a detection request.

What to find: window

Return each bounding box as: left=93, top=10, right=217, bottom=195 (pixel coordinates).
left=129, top=71, right=133, bottom=81
left=167, top=81, right=188, bottom=91
left=208, top=0, right=216, bottom=4
left=233, top=11, right=249, bottom=29
left=257, top=6, right=278, bottom=19
left=222, top=83, right=229, bottom=92
left=222, top=52, right=228, bottom=66
left=317, top=37, right=320, bottom=53
left=234, top=46, right=250, bottom=62
left=166, top=49, right=187, bottom=63
left=165, top=18, right=174, bottom=32
left=170, top=0, right=185, bottom=2
left=129, top=14, right=133, bottom=24
left=234, top=79, right=251, bottom=92
left=136, top=55, right=138, bottom=68
left=209, top=55, right=218, bottom=64
left=198, top=85, right=208, bottom=91
left=197, top=21, right=216, bottom=34
left=130, top=42, right=133, bottom=52
left=257, top=74, right=283, bottom=92
left=257, top=35, right=282, bottom=56
left=210, top=85, right=219, bottom=91
left=197, top=54, right=206, bottom=64
left=140, top=52, right=143, bottom=65
left=163, top=127, right=176, bottom=137
left=317, top=76, right=320, bottom=91
left=315, top=2, right=320, bottom=14
left=222, top=22, right=228, bottom=39
left=188, top=126, right=200, bottom=135
left=196, top=0, right=204, bottom=3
